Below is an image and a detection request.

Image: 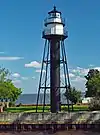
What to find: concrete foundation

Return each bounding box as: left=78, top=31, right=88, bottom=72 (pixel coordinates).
left=0, top=111, right=100, bottom=124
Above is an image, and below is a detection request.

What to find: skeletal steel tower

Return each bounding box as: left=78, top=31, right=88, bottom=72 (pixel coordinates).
left=36, top=6, right=70, bottom=113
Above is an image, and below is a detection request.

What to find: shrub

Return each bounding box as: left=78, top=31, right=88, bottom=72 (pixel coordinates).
left=88, top=97, right=100, bottom=111
left=9, top=102, right=15, bottom=107
left=16, top=103, right=22, bottom=107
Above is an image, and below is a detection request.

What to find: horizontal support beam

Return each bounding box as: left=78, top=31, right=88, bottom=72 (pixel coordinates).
left=39, top=86, right=67, bottom=89
left=43, top=60, right=67, bottom=64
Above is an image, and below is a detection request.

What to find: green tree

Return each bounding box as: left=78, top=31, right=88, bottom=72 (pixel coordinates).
left=85, top=69, right=100, bottom=97
left=64, top=87, right=82, bottom=110
left=3, top=81, right=22, bottom=102
left=0, top=67, right=22, bottom=105
left=0, top=67, right=10, bottom=82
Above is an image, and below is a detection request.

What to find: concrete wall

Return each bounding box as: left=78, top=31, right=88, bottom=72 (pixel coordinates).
left=0, top=111, right=100, bottom=124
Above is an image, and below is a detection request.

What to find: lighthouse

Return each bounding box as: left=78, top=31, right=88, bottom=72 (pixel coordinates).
left=36, top=6, right=70, bottom=113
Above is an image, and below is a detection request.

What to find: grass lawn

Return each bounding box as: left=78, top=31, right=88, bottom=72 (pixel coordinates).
left=5, top=105, right=89, bottom=113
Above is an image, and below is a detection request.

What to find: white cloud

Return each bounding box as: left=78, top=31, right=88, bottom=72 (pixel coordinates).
left=89, top=64, right=94, bottom=67
left=35, top=69, right=46, bottom=73
left=12, top=73, right=20, bottom=78
left=69, top=73, right=75, bottom=78
left=21, top=77, right=28, bottom=80
left=69, top=66, right=100, bottom=83
left=0, top=57, right=23, bottom=61
left=68, top=66, right=100, bottom=90
left=72, top=67, right=89, bottom=77
left=12, top=79, right=21, bottom=83
left=71, top=76, right=86, bottom=82
left=25, top=61, right=41, bottom=68
left=12, top=80, right=21, bottom=88
left=10, top=64, right=100, bottom=92
left=32, top=76, right=35, bottom=79
left=60, top=66, right=87, bottom=91
left=76, top=67, right=83, bottom=70
left=94, top=67, right=100, bottom=71
left=12, top=73, right=29, bottom=81
left=61, top=73, right=75, bottom=78
left=0, top=52, right=5, bottom=54
left=72, top=66, right=100, bottom=78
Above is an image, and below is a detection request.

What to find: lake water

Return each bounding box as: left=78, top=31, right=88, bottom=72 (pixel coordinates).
left=16, top=94, right=71, bottom=105
left=16, top=93, right=85, bottom=105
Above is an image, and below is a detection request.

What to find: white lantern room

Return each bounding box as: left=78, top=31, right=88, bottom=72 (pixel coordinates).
left=42, top=6, right=68, bottom=39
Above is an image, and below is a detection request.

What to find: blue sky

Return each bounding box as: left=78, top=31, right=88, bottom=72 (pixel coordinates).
left=0, top=0, right=100, bottom=93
